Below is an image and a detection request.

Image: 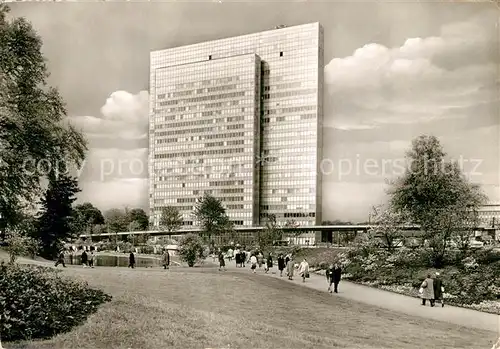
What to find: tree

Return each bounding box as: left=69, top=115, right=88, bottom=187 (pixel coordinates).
left=160, top=206, right=183, bottom=233
left=369, top=205, right=408, bottom=252
left=193, top=194, right=231, bottom=242
left=389, top=135, right=486, bottom=266
left=178, top=233, right=206, bottom=267
left=127, top=220, right=142, bottom=232
left=4, top=228, right=40, bottom=263
left=35, top=173, right=80, bottom=259
left=104, top=208, right=127, bottom=234
left=258, top=214, right=283, bottom=253
left=72, top=202, right=105, bottom=240
left=126, top=208, right=149, bottom=231
left=0, top=5, right=86, bottom=233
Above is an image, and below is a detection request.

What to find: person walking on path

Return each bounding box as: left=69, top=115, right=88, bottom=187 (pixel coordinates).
left=227, top=248, right=234, bottom=262
left=55, top=251, right=66, bottom=268
left=419, top=274, right=435, bottom=306
left=286, top=256, right=295, bottom=280
left=433, top=272, right=445, bottom=307
left=277, top=253, right=286, bottom=277
left=88, top=251, right=95, bottom=268
left=326, top=263, right=342, bottom=293
left=285, top=254, right=290, bottom=266
left=162, top=250, right=170, bottom=269
left=250, top=254, right=258, bottom=273
left=257, top=252, right=263, bottom=269
left=234, top=247, right=241, bottom=267
left=218, top=249, right=226, bottom=271
left=81, top=250, right=88, bottom=268
left=298, top=258, right=310, bottom=283
left=265, top=253, right=273, bottom=273
left=128, top=252, right=136, bottom=268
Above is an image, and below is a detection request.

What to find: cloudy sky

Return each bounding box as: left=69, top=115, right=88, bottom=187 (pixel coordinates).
left=8, top=1, right=500, bottom=222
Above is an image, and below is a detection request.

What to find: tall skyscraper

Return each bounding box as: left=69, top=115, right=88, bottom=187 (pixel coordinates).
left=149, top=22, right=324, bottom=228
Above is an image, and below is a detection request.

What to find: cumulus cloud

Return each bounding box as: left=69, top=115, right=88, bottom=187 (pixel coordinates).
left=71, top=91, right=149, bottom=212
left=323, top=14, right=498, bottom=130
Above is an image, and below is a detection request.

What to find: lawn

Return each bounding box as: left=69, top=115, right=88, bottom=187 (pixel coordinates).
left=8, top=264, right=496, bottom=349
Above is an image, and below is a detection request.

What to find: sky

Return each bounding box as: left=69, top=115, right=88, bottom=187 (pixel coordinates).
left=7, top=1, right=500, bottom=222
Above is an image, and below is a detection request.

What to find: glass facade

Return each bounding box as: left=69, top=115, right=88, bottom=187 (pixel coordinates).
left=150, top=22, right=323, bottom=228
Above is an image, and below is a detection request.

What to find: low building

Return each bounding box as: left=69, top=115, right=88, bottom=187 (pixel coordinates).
left=477, top=204, right=500, bottom=228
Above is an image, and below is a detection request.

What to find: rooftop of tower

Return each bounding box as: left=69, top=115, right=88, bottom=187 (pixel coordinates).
left=151, top=22, right=322, bottom=55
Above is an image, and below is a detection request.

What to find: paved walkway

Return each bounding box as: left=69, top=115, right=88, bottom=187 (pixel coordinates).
left=216, top=259, right=499, bottom=333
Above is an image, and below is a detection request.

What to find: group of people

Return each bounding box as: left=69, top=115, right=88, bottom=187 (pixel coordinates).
left=55, top=249, right=96, bottom=268
left=419, top=272, right=445, bottom=307
left=55, top=248, right=171, bottom=270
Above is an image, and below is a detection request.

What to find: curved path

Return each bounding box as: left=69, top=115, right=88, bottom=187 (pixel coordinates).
left=217, top=259, right=499, bottom=333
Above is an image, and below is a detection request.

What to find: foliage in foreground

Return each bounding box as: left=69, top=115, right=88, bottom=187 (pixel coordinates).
left=178, top=233, right=206, bottom=267
left=0, top=263, right=111, bottom=341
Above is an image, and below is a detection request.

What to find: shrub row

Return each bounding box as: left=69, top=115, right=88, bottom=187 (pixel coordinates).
left=0, top=262, right=112, bottom=341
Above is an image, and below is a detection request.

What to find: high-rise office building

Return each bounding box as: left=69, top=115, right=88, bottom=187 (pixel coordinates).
left=149, top=22, right=324, bottom=228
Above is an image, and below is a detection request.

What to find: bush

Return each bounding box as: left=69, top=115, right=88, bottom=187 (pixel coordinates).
left=178, top=234, right=206, bottom=267
left=0, top=262, right=112, bottom=341
left=4, top=229, right=40, bottom=263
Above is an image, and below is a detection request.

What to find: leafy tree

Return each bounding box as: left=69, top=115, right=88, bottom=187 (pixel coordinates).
left=193, top=194, right=231, bottom=242
left=258, top=214, right=282, bottom=253
left=0, top=5, right=86, bottom=232
left=160, top=206, right=183, bottom=233
left=127, top=220, right=142, bottom=232
left=389, top=135, right=486, bottom=267
left=126, top=208, right=148, bottom=231
left=369, top=205, right=408, bottom=252
left=72, top=202, right=105, bottom=240
left=4, top=228, right=40, bottom=263
left=35, top=173, right=80, bottom=259
left=104, top=208, right=127, bottom=234
left=178, top=233, right=206, bottom=267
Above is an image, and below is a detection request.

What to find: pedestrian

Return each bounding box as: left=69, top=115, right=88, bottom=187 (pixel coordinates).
left=88, top=251, right=95, bottom=268
left=326, top=263, right=342, bottom=293
left=277, top=253, right=286, bottom=277
left=419, top=274, right=435, bottom=307
left=234, top=247, right=241, bottom=267
left=298, top=258, right=309, bottom=283
left=250, top=254, right=258, bottom=273
left=257, top=252, right=263, bottom=268
left=81, top=249, right=88, bottom=268
left=265, top=253, right=273, bottom=273
left=162, top=250, right=170, bottom=269
left=55, top=251, right=66, bottom=268
left=286, top=256, right=294, bottom=280
left=433, top=272, right=445, bottom=307
left=285, top=253, right=290, bottom=266
left=227, top=248, right=234, bottom=262
left=128, top=252, right=136, bottom=268
left=218, top=249, right=226, bottom=271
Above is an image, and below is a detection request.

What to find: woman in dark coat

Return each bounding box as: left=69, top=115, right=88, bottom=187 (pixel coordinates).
left=326, top=263, right=342, bottom=293
left=277, top=254, right=286, bottom=277
left=81, top=250, right=88, bottom=267
left=218, top=250, right=226, bottom=271
left=128, top=252, right=136, bottom=268
left=265, top=253, right=273, bottom=273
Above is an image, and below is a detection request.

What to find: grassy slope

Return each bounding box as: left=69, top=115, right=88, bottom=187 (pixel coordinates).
left=9, top=266, right=496, bottom=349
